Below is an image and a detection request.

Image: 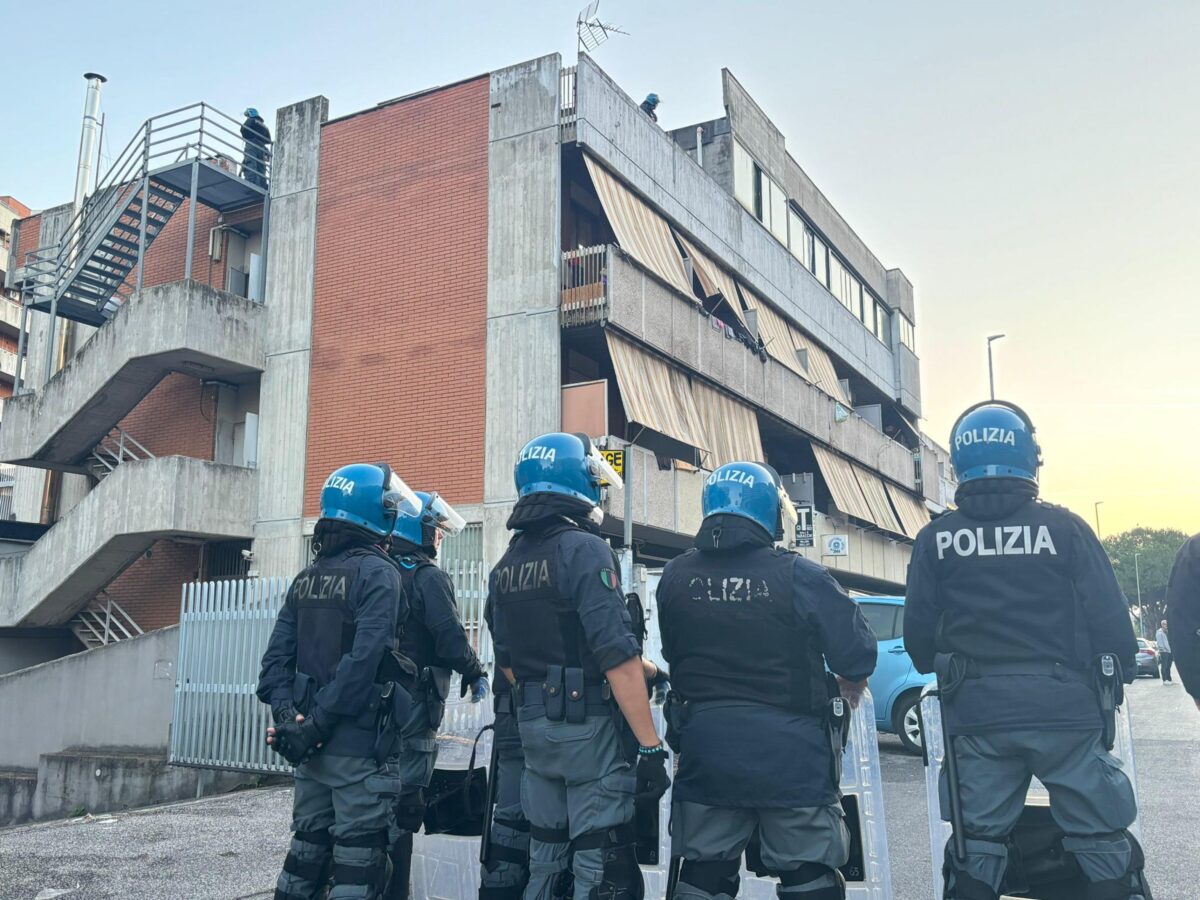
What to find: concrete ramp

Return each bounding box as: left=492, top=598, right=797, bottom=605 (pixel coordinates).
left=0, top=280, right=264, bottom=471
left=0, top=457, right=257, bottom=627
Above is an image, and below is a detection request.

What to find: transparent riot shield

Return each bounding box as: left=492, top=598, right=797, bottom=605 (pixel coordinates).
left=920, top=681, right=1143, bottom=900
left=410, top=693, right=495, bottom=900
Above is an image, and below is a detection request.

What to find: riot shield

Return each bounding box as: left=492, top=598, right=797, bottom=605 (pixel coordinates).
left=410, top=693, right=495, bottom=900
left=919, top=682, right=1144, bottom=900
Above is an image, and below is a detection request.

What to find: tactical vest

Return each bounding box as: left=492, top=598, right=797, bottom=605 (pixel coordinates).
left=395, top=553, right=438, bottom=671
left=294, top=547, right=381, bottom=689
left=932, top=500, right=1090, bottom=669
left=659, top=546, right=829, bottom=714
left=492, top=521, right=608, bottom=684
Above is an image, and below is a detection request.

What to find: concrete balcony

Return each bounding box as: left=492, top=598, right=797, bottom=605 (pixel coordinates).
left=0, top=456, right=257, bottom=627
left=0, top=346, right=15, bottom=384
left=597, top=249, right=917, bottom=489
left=0, top=297, right=20, bottom=338
left=0, top=280, right=264, bottom=472
left=599, top=439, right=706, bottom=539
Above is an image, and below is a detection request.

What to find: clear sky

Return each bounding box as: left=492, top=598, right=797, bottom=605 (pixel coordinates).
left=3, top=0, right=1196, bottom=536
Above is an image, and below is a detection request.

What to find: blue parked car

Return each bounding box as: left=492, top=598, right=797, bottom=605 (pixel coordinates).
left=855, top=595, right=933, bottom=754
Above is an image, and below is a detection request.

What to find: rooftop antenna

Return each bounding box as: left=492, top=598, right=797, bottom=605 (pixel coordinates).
left=576, top=0, right=629, bottom=53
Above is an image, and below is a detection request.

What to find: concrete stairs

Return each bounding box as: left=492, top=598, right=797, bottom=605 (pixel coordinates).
left=0, top=457, right=257, bottom=627
left=0, top=279, right=264, bottom=472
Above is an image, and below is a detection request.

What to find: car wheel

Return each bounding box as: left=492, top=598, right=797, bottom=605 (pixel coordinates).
left=892, top=692, right=923, bottom=755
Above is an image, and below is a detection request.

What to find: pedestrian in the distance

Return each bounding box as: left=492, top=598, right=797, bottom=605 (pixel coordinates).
left=1155, top=619, right=1174, bottom=683
left=1167, top=534, right=1200, bottom=710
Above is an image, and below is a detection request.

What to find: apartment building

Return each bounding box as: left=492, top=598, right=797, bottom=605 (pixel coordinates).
left=0, top=54, right=952, bottom=669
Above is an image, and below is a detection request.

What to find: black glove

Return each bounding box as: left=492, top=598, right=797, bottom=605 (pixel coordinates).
left=460, top=669, right=489, bottom=700
left=270, top=714, right=327, bottom=767
left=272, top=703, right=299, bottom=725
left=634, top=745, right=670, bottom=802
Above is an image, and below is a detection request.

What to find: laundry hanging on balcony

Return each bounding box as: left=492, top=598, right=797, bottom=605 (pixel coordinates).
left=583, top=156, right=694, bottom=298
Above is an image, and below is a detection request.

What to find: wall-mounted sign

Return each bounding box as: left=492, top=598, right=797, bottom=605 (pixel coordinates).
left=794, top=503, right=814, bottom=548
left=824, top=534, right=850, bottom=557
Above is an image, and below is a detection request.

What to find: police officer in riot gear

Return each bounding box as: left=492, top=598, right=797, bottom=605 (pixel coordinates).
left=487, top=432, right=668, bottom=900
left=384, top=491, right=489, bottom=900
left=259, top=463, right=422, bottom=900
left=905, top=401, right=1150, bottom=900
left=656, top=461, right=876, bottom=900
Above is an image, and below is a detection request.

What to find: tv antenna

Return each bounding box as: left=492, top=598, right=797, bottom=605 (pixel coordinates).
left=576, top=1, right=629, bottom=53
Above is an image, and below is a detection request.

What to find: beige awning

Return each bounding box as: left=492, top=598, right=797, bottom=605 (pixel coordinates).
left=853, top=464, right=905, bottom=534
left=885, top=482, right=931, bottom=540
left=692, top=378, right=764, bottom=468
left=606, top=332, right=707, bottom=452
left=584, top=156, right=693, bottom=298
left=674, top=231, right=745, bottom=326
left=738, top=285, right=852, bottom=405
left=811, top=444, right=875, bottom=524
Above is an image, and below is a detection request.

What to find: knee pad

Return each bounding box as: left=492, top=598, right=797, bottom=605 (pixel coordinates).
left=572, top=823, right=644, bottom=900
left=334, top=830, right=392, bottom=897
left=394, top=791, right=426, bottom=834
left=679, top=858, right=740, bottom=897
left=777, top=862, right=845, bottom=898
left=942, top=840, right=1003, bottom=900
left=1073, top=830, right=1152, bottom=900
left=276, top=829, right=334, bottom=899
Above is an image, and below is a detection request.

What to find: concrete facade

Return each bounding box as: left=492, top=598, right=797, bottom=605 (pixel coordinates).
left=0, top=457, right=257, bottom=626
left=482, top=54, right=564, bottom=569
left=251, top=96, right=327, bottom=577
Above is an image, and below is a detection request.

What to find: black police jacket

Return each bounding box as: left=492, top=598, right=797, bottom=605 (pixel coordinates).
left=486, top=511, right=639, bottom=686
left=392, top=543, right=484, bottom=680
left=657, top=514, right=877, bottom=808
left=905, top=479, right=1138, bottom=734
left=257, top=544, right=402, bottom=757
left=1167, top=534, right=1200, bottom=701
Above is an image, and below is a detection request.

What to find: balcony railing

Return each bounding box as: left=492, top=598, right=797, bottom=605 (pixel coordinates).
left=561, top=244, right=608, bottom=327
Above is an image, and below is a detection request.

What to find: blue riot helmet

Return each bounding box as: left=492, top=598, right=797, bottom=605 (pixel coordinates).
left=514, top=432, right=623, bottom=507
left=319, top=462, right=421, bottom=537
left=950, top=400, right=1041, bottom=485
left=702, top=461, right=798, bottom=541
left=244, top=107, right=259, bottom=119
left=645, top=93, right=660, bottom=107
left=392, top=491, right=467, bottom=549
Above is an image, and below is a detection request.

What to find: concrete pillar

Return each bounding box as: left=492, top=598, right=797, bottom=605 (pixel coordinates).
left=10, top=204, right=74, bottom=524
left=250, top=96, right=329, bottom=576
left=482, top=55, right=563, bottom=570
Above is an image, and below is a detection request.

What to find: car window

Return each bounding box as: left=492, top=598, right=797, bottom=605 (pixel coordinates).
left=859, top=603, right=898, bottom=642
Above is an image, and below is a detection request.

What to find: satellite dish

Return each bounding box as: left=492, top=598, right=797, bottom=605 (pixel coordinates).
left=576, top=0, right=629, bottom=52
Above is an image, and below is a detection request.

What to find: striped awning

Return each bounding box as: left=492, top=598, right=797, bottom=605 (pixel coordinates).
left=606, top=332, right=707, bottom=454
left=853, top=465, right=905, bottom=535
left=885, top=482, right=932, bottom=539
left=811, top=444, right=875, bottom=524
left=674, top=231, right=745, bottom=326
left=792, top=330, right=853, bottom=407
left=692, top=378, right=764, bottom=468
left=584, top=156, right=693, bottom=298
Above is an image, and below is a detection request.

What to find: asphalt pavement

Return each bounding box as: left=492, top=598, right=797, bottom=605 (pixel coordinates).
left=1, top=678, right=1196, bottom=899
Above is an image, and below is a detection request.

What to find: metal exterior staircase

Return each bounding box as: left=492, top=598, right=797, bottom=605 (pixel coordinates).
left=20, top=103, right=269, bottom=327
left=69, top=594, right=144, bottom=649
left=88, top=427, right=154, bottom=482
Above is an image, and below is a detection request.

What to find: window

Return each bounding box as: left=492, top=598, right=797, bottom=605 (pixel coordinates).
left=733, top=141, right=756, bottom=212
left=859, top=602, right=899, bottom=641
left=874, top=301, right=891, bottom=344
left=853, top=282, right=865, bottom=321
left=897, top=314, right=915, bottom=350
left=812, top=234, right=828, bottom=287
left=768, top=179, right=788, bottom=245
left=829, top=254, right=846, bottom=305
left=788, top=209, right=807, bottom=265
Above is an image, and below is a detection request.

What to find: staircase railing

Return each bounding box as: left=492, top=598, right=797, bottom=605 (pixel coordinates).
left=70, top=594, right=144, bottom=648
left=89, top=426, right=155, bottom=480
left=22, top=102, right=270, bottom=308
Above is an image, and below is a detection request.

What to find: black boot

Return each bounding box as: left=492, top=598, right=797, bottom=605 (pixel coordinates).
left=385, top=832, right=414, bottom=900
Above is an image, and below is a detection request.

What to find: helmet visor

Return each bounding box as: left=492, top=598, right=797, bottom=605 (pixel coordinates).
left=778, top=486, right=799, bottom=537
left=384, top=471, right=422, bottom=519
left=426, top=493, right=466, bottom=536
left=587, top=446, right=624, bottom=491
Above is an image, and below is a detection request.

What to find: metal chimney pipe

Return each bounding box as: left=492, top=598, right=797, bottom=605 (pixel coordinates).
left=74, top=72, right=107, bottom=208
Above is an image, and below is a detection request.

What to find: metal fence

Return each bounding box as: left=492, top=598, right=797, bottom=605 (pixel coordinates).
left=170, top=547, right=492, bottom=773
left=561, top=245, right=609, bottom=327
left=0, top=463, right=14, bottom=521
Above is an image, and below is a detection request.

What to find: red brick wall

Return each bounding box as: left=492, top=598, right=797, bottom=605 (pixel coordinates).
left=103, top=539, right=202, bottom=632
left=13, top=213, right=41, bottom=267
left=0, top=332, right=16, bottom=354
left=116, top=372, right=217, bottom=459
left=304, top=79, right=490, bottom=515
left=0, top=381, right=11, bottom=401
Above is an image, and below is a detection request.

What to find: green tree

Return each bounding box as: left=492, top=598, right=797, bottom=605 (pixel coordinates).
left=1103, top=527, right=1189, bottom=639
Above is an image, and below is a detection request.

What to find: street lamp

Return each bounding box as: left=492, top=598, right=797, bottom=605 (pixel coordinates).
left=1134, top=552, right=1144, bottom=637
left=1094, top=501, right=1104, bottom=537
left=987, top=334, right=1006, bottom=400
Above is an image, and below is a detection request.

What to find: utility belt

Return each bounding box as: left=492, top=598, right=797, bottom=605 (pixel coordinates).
left=418, top=666, right=452, bottom=729
left=934, top=653, right=1090, bottom=700
left=292, top=663, right=414, bottom=763
left=518, top=667, right=612, bottom=722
